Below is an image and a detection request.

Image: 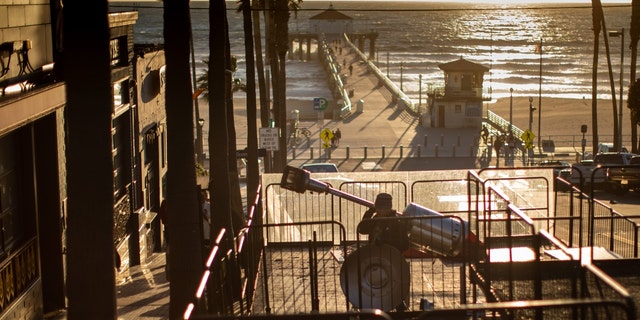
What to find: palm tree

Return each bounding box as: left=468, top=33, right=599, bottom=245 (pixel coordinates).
left=252, top=0, right=270, bottom=130
left=269, top=0, right=302, bottom=172
left=63, top=1, right=116, bottom=317
left=239, top=0, right=260, bottom=209
left=209, top=0, right=234, bottom=246
left=629, top=0, right=639, bottom=153
left=591, top=0, right=603, bottom=155
left=163, top=0, right=204, bottom=317
left=628, top=78, right=640, bottom=152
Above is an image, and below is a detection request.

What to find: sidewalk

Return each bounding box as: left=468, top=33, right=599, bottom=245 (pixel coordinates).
left=44, top=252, right=169, bottom=320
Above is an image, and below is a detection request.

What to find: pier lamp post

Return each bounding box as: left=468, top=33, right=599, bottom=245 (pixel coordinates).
left=509, top=88, right=513, bottom=134
left=528, top=96, right=535, bottom=131
left=400, top=61, right=404, bottom=91
left=419, top=74, right=422, bottom=109
left=609, top=28, right=624, bottom=149
left=196, top=118, right=205, bottom=164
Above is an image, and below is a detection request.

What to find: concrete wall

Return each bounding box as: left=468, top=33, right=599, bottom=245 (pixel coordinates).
left=0, top=0, right=53, bottom=78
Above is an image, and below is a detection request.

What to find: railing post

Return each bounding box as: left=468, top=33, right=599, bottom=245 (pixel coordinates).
left=435, top=145, right=439, bottom=157
left=417, top=144, right=421, bottom=157
left=310, top=147, right=314, bottom=160
left=382, top=145, right=386, bottom=159
left=346, top=146, right=350, bottom=159
left=364, top=146, right=368, bottom=159
left=400, top=145, right=403, bottom=158
left=292, top=146, right=296, bottom=160
left=452, top=145, right=456, bottom=157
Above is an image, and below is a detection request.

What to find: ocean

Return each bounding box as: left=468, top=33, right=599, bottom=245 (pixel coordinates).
left=111, top=1, right=635, bottom=102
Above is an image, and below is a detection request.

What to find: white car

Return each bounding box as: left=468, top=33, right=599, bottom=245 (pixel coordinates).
left=301, top=163, right=339, bottom=173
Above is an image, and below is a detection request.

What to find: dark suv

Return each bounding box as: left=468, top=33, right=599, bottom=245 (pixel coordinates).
left=593, top=152, right=639, bottom=195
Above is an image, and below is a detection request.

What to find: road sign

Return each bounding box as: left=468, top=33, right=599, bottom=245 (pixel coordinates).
left=313, top=97, right=329, bottom=111
left=521, top=129, right=535, bottom=144
left=320, top=128, right=333, bottom=142
left=259, top=127, right=279, bottom=151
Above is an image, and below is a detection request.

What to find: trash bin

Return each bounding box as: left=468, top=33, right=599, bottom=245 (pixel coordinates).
left=357, top=99, right=364, bottom=113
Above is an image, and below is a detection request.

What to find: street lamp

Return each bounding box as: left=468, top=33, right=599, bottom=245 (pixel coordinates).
left=196, top=118, right=205, bottom=164
left=528, top=96, right=536, bottom=131
left=609, top=28, right=624, bottom=149
left=509, top=88, right=513, bottom=134
left=418, top=74, right=422, bottom=109
left=400, top=61, right=404, bottom=91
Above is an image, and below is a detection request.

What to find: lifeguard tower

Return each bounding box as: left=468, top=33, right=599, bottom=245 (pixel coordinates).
left=428, top=57, right=489, bottom=129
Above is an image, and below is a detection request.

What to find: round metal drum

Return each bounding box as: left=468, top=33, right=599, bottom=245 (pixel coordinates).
left=339, top=244, right=410, bottom=311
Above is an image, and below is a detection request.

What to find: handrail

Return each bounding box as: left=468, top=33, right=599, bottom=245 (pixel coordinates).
left=184, top=228, right=227, bottom=320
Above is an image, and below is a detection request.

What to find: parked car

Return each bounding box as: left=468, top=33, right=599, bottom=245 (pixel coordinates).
left=602, top=154, right=640, bottom=194
left=536, top=160, right=571, bottom=190
left=301, top=163, right=339, bottom=173
left=593, top=152, right=638, bottom=195
left=597, top=142, right=629, bottom=154
left=569, top=159, right=606, bottom=189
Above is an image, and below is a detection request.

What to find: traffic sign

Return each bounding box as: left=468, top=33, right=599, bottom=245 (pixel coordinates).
left=313, top=97, right=329, bottom=111
left=320, top=128, right=333, bottom=142
left=259, top=127, right=279, bottom=151
left=521, top=129, right=535, bottom=144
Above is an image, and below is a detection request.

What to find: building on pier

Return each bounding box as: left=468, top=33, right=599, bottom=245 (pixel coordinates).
left=426, top=57, right=490, bottom=129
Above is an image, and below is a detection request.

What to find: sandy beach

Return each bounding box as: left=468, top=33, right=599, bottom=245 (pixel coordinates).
left=212, top=94, right=635, bottom=154
left=486, top=96, right=634, bottom=147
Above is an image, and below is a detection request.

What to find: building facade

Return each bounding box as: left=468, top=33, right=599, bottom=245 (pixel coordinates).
left=0, top=2, right=164, bottom=318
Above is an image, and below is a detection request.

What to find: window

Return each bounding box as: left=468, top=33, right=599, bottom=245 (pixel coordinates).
left=455, top=105, right=462, bottom=113
left=109, top=37, right=127, bottom=67
left=0, top=131, right=28, bottom=253
left=113, top=80, right=129, bottom=108
left=112, top=114, right=132, bottom=199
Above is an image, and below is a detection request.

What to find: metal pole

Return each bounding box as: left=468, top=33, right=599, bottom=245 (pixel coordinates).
left=386, top=52, right=389, bottom=78
left=509, top=88, right=513, bottom=133
left=419, top=74, right=422, bottom=108
left=528, top=96, right=534, bottom=131
left=400, top=61, right=404, bottom=91
left=537, top=38, right=542, bottom=153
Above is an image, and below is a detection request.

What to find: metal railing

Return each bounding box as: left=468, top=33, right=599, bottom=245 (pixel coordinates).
left=185, top=169, right=640, bottom=319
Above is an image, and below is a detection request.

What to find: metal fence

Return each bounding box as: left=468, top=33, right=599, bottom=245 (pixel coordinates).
left=185, top=169, right=640, bottom=319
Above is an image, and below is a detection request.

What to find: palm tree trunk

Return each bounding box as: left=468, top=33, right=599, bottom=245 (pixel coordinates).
left=164, top=0, right=204, bottom=317
left=63, top=0, right=116, bottom=317
left=275, top=0, right=290, bottom=172
left=209, top=0, right=238, bottom=311
left=243, top=0, right=260, bottom=207
left=253, top=0, right=269, bottom=129
left=253, top=0, right=273, bottom=173
left=267, top=0, right=284, bottom=171
left=224, top=10, right=245, bottom=236
left=630, top=0, right=639, bottom=153
left=600, top=14, right=620, bottom=150
left=592, top=0, right=602, bottom=155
